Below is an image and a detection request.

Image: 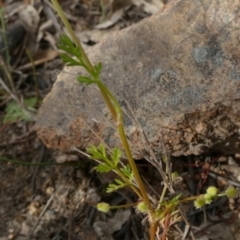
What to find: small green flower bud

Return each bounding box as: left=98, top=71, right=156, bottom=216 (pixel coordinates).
left=204, top=193, right=213, bottom=204
left=206, top=186, right=218, bottom=197
left=97, top=202, right=110, bottom=213
left=171, top=172, right=179, bottom=180
left=194, top=196, right=206, bottom=209
left=225, top=187, right=238, bottom=198
left=137, top=201, right=148, bottom=213
left=162, top=155, right=168, bottom=163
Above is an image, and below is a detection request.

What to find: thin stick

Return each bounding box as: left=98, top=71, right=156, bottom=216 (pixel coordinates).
left=208, top=172, right=240, bottom=187
left=0, top=76, right=18, bottom=102
left=30, top=194, right=54, bottom=236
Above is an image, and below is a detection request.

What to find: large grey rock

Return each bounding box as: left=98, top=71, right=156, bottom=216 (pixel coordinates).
left=36, top=0, right=240, bottom=157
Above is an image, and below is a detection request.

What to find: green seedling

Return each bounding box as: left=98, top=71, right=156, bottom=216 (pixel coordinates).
left=3, top=97, right=37, bottom=123
left=0, top=8, right=39, bottom=124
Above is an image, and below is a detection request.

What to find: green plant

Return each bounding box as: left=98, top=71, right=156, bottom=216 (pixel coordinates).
left=0, top=8, right=16, bottom=95
left=51, top=1, right=239, bottom=239
left=51, top=0, right=157, bottom=237
left=0, top=7, right=10, bottom=66
left=3, top=97, right=37, bottom=123
left=0, top=8, right=38, bottom=124
left=194, top=186, right=238, bottom=209
left=99, top=0, right=107, bottom=21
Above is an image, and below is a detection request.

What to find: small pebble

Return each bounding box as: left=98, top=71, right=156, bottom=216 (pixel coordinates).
left=228, top=156, right=238, bottom=166
left=235, top=153, right=240, bottom=159
left=218, top=155, right=228, bottom=162
left=8, top=234, right=14, bottom=240
left=46, top=186, right=54, bottom=195
left=237, top=175, right=240, bottom=182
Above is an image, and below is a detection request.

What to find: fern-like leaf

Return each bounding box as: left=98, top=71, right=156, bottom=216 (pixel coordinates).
left=77, top=76, right=95, bottom=85
left=59, top=53, right=83, bottom=66
left=120, top=164, right=133, bottom=180
left=111, top=147, right=121, bottom=167
left=106, top=179, right=127, bottom=193
left=95, top=163, right=113, bottom=173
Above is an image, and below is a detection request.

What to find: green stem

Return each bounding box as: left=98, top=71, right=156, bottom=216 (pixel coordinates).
left=51, top=0, right=118, bottom=120
left=97, top=80, right=152, bottom=211
left=114, top=167, right=142, bottom=198
left=217, top=193, right=226, bottom=197
left=180, top=195, right=199, bottom=203
left=51, top=0, right=94, bottom=72
left=51, top=0, right=154, bottom=234
left=96, top=83, right=151, bottom=206
left=99, top=0, right=106, bottom=21
left=149, top=221, right=158, bottom=240
left=0, top=7, right=10, bottom=66
left=158, top=184, right=168, bottom=208
left=96, top=155, right=142, bottom=198
left=109, top=202, right=137, bottom=209
left=160, top=204, right=177, bottom=221
left=118, top=123, right=152, bottom=211
left=97, top=81, right=117, bottom=120
left=26, top=49, right=39, bottom=101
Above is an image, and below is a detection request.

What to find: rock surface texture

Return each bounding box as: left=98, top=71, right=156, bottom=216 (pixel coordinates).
left=36, top=0, right=240, bottom=157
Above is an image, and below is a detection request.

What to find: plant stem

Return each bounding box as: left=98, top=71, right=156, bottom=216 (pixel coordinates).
left=0, top=7, right=10, bottom=66
left=180, top=195, right=199, bottom=203
left=117, top=123, right=152, bottom=210
left=51, top=0, right=151, bottom=206
left=114, top=167, right=142, bottom=198
left=51, top=0, right=94, bottom=72
left=52, top=0, right=118, bottom=120
left=96, top=80, right=117, bottom=120
left=51, top=1, right=155, bottom=237
left=26, top=49, right=39, bottom=101
left=149, top=221, right=158, bottom=240
left=109, top=202, right=137, bottom=209
left=158, top=184, right=168, bottom=207
left=99, top=0, right=106, bottom=21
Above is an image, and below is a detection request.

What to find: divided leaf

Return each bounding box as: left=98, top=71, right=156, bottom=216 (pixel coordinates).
left=58, top=34, right=81, bottom=58
left=107, top=179, right=127, bottom=193
left=86, top=143, right=108, bottom=160
left=111, top=147, right=121, bottom=167
left=86, top=145, right=107, bottom=161
left=93, top=62, right=102, bottom=78
left=58, top=34, right=84, bottom=66
left=95, top=163, right=113, bottom=173
left=3, top=98, right=37, bottom=123
left=120, top=164, right=133, bottom=180
left=59, top=53, right=83, bottom=66
left=77, top=76, right=95, bottom=85
left=98, top=143, right=107, bottom=158
left=169, top=194, right=182, bottom=205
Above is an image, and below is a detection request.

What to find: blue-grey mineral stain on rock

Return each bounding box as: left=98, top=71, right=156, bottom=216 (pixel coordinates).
left=230, top=67, right=240, bottom=82
left=192, top=46, right=208, bottom=63
left=150, top=69, right=180, bottom=89
left=192, top=42, right=224, bottom=66
left=150, top=68, right=163, bottom=82
left=211, top=50, right=224, bottom=66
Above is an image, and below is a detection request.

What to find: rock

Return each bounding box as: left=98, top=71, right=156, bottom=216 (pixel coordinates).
left=36, top=0, right=240, bottom=157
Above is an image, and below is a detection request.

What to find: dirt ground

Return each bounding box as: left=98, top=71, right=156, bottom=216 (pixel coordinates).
left=0, top=1, right=240, bottom=240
